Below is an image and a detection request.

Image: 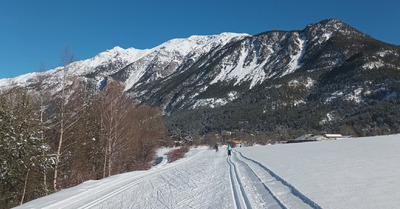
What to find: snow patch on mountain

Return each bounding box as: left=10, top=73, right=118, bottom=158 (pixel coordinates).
left=283, top=33, right=306, bottom=77
left=192, top=91, right=238, bottom=109
left=210, top=45, right=269, bottom=89
left=325, top=91, right=344, bottom=103
left=345, top=87, right=364, bottom=103
left=79, top=47, right=150, bottom=74
left=321, top=32, right=332, bottom=41
left=361, top=61, right=385, bottom=70
left=320, top=111, right=338, bottom=124
left=377, top=50, right=393, bottom=57
left=122, top=33, right=249, bottom=91
left=210, top=31, right=308, bottom=89
left=326, top=87, right=369, bottom=104
left=156, top=33, right=249, bottom=57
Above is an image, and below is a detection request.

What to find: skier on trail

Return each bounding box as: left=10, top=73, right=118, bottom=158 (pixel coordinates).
left=227, top=145, right=232, bottom=156
left=215, top=143, right=219, bottom=152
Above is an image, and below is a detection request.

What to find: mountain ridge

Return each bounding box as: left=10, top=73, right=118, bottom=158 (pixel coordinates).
left=1, top=19, right=399, bottom=136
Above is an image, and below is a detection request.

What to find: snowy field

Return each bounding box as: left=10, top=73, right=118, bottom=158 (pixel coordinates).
left=14, top=134, right=400, bottom=209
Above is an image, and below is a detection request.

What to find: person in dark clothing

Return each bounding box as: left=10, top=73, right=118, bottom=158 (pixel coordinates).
left=215, top=143, right=219, bottom=152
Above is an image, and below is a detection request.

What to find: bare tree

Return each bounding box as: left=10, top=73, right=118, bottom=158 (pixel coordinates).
left=53, top=46, right=76, bottom=191
left=99, top=81, right=134, bottom=177
left=36, top=63, right=51, bottom=195
left=98, top=81, right=168, bottom=175
left=20, top=169, right=30, bottom=205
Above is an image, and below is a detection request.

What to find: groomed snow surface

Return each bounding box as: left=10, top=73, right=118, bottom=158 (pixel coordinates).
left=15, top=135, right=400, bottom=209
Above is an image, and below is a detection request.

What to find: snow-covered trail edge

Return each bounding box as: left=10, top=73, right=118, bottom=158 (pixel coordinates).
left=233, top=150, right=321, bottom=209
left=75, top=149, right=210, bottom=209
left=16, top=146, right=320, bottom=209
left=16, top=135, right=400, bottom=209
left=15, top=148, right=212, bottom=209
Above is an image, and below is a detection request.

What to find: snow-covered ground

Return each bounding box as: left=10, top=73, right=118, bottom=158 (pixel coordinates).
left=15, top=135, right=400, bottom=209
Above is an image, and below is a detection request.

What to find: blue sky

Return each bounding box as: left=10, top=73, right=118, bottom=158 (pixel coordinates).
left=0, top=0, right=399, bottom=79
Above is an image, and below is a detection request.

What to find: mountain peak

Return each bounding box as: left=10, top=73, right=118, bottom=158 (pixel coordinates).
left=304, top=18, right=366, bottom=37
left=107, top=46, right=125, bottom=52
left=319, top=18, right=346, bottom=25
left=308, top=18, right=347, bottom=28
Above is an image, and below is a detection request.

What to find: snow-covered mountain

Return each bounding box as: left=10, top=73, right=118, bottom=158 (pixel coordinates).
left=135, top=19, right=398, bottom=112
left=1, top=19, right=400, bottom=135
left=0, top=32, right=248, bottom=94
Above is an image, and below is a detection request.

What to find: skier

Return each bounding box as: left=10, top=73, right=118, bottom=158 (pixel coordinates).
left=215, top=143, right=219, bottom=152
left=227, top=145, right=232, bottom=156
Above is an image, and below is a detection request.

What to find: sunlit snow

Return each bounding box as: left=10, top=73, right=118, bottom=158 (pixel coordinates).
left=15, top=134, right=400, bottom=209
left=282, top=33, right=307, bottom=77
left=210, top=44, right=269, bottom=89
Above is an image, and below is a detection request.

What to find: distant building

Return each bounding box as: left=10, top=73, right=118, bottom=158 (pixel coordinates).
left=324, top=134, right=342, bottom=140
left=287, top=134, right=318, bottom=143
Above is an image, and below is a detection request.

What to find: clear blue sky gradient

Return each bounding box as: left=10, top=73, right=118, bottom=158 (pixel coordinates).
left=1, top=0, right=399, bottom=79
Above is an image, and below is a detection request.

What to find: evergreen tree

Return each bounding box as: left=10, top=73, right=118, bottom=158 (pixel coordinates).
left=0, top=89, right=48, bottom=208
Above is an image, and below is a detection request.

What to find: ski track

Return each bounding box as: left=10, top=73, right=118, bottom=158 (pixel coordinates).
left=227, top=156, right=252, bottom=209
left=18, top=147, right=322, bottom=209
left=233, top=150, right=322, bottom=209
left=83, top=148, right=233, bottom=209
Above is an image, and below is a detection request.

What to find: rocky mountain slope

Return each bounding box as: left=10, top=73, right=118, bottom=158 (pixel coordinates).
left=1, top=19, right=399, bottom=136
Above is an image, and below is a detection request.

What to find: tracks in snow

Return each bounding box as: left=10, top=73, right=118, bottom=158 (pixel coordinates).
left=227, top=156, right=252, bottom=209
left=228, top=150, right=322, bottom=209
left=40, top=149, right=208, bottom=209
left=20, top=147, right=320, bottom=209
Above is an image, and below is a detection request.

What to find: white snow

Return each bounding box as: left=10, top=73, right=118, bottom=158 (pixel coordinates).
left=120, top=33, right=250, bottom=91
left=345, top=87, right=364, bottom=103
left=282, top=33, right=307, bottom=77
left=192, top=98, right=229, bottom=109
left=192, top=91, right=238, bottom=109
left=293, top=99, right=305, bottom=106
left=320, top=112, right=337, bottom=124
left=123, top=66, right=148, bottom=91
left=305, top=77, right=315, bottom=88
left=288, top=79, right=300, bottom=87
left=156, top=32, right=249, bottom=57
left=76, top=46, right=150, bottom=76
left=0, top=71, right=40, bottom=89
left=312, top=30, right=333, bottom=45
left=15, top=134, right=400, bottom=209
left=288, top=78, right=314, bottom=89
left=361, top=61, right=385, bottom=70
left=0, top=46, right=149, bottom=93
left=210, top=44, right=268, bottom=89
left=240, top=135, right=400, bottom=209
left=326, top=87, right=366, bottom=103
left=325, top=90, right=344, bottom=102
left=0, top=33, right=249, bottom=93
left=322, top=32, right=332, bottom=41
left=376, top=50, right=397, bottom=58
